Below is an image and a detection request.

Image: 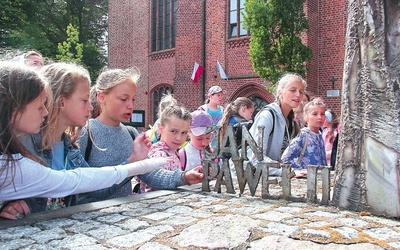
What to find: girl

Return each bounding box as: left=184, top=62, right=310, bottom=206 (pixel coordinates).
left=81, top=68, right=204, bottom=196
left=0, top=63, right=167, bottom=220
left=147, top=93, right=178, bottom=143
left=141, top=105, right=192, bottom=193
left=218, top=97, right=254, bottom=148
left=293, top=102, right=305, bottom=128
left=322, top=110, right=339, bottom=167
left=248, top=73, right=306, bottom=176
left=79, top=67, right=147, bottom=202
left=281, top=100, right=327, bottom=171
left=179, top=110, right=214, bottom=171
left=13, top=63, right=152, bottom=213
left=198, top=85, right=225, bottom=126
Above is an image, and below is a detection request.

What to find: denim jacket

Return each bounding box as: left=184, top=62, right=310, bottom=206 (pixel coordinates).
left=21, top=132, right=132, bottom=211
left=22, top=132, right=89, bottom=213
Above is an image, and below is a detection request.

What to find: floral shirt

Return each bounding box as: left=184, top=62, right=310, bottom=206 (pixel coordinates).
left=281, top=127, right=327, bottom=169
left=140, top=141, right=180, bottom=193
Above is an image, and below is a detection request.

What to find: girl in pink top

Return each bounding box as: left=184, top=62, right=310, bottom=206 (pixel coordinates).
left=322, top=110, right=339, bottom=166
left=140, top=105, right=192, bottom=193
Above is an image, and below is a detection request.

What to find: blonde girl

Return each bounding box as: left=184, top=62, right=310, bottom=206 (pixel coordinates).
left=281, top=100, right=327, bottom=171
left=79, top=67, right=151, bottom=202
left=141, top=105, right=192, bottom=193
left=248, top=72, right=306, bottom=176
left=0, top=63, right=166, bottom=220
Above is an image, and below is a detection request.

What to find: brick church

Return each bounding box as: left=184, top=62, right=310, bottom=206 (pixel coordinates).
left=108, top=0, right=347, bottom=129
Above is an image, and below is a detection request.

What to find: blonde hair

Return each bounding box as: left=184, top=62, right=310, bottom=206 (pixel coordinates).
left=158, top=93, right=177, bottom=118
left=275, top=72, right=307, bottom=103
left=159, top=105, right=192, bottom=127
left=41, top=62, right=91, bottom=148
left=90, top=67, right=140, bottom=118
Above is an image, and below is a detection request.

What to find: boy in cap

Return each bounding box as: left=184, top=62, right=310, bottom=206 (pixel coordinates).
left=179, top=110, right=213, bottom=171
left=198, top=85, right=226, bottom=126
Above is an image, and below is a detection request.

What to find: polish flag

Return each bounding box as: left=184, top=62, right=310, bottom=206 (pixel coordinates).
left=191, top=62, right=204, bottom=83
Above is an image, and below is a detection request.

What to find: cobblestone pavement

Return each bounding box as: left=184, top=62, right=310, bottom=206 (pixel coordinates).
left=0, top=175, right=399, bottom=250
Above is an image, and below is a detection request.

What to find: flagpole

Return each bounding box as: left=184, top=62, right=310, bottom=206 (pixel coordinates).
left=201, top=0, right=206, bottom=103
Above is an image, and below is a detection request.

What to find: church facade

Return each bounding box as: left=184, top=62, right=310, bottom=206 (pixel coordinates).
left=108, top=0, right=346, bottom=128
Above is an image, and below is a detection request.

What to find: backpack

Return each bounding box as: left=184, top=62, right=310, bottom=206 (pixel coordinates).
left=252, top=106, right=276, bottom=136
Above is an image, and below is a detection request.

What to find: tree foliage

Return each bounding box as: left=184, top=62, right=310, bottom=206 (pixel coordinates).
left=243, top=0, right=313, bottom=83
left=57, top=23, right=83, bottom=63
left=0, top=0, right=108, bottom=81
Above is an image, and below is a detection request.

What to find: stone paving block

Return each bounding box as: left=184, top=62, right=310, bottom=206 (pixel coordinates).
left=250, top=235, right=385, bottom=249
left=86, top=224, right=129, bottom=240
left=121, top=207, right=157, bottom=217
left=159, top=215, right=198, bottom=226
left=66, top=220, right=104, bottom=234
left=106, top=230, right=155, bottom=248
left=304, top=210, right=341, bottom=219
left=363, top=227, right=400, bottom=241
left=71, top=211, right=107, bottom=221
left=260, top=221, right=300, bottom=236
left=138, top=242, right=174, bottom=250
left=0, top=238, right=36, bottom=250
left=115, top=218, right=149, bottom=231
left=25, top=227, right=66, bottom=243
left=0, top=226, right=41, bottom=240
left=142, top=212, right=174, bottom=221
left=302, top=228, right=332, bottom=239
left=96, top=213, right=129, bottom=224
left=172, top=214, right=259, bottom=249
left=336, top=217, right=370, bottom=227
left=332, top=226, right=360, bottom=240
left=35, top=218, right=77, bottom=230
left=253, top=210, right=294, bottom=221
left=164, top=205, right=193, bottom=214
left=47, top=234, right=98, bottom=248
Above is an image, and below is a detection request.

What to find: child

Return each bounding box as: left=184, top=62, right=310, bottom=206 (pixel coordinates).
left=218, top=97, right=254, bottom=149
left=79, top=67, right=148, bottom=202
left=322, top=110, right=339, bottom=167
left=0, top=63, right=167, bottom=220
left=141, top=105, right=192, bottom=193
left=293, top=102, right=305, bottom=128
left=248, top=73, right=306, bottom=176
left=198, top=85, right=226, bottom=126
left=179, top=110, right=213, bottom=171
left=147, top=92, right=178, bottom=143
left=281, top=100, right=327, bottom=173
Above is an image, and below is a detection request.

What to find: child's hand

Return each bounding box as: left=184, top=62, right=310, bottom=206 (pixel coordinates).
left=0, top=200, right=30, bottom=220
left=294, top=169, right=307, bottom=178
left=128, top=133, right=151, bottom=162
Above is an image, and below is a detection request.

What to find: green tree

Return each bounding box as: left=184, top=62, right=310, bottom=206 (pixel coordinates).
left=243, top=0, right=313, bottom=84
left=56, top=23, right=83, bottom=63
left=1, top=0, right=108, bottom=81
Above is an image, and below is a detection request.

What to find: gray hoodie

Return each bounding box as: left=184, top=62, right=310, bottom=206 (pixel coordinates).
left=247, top=102, right=289, bottom=176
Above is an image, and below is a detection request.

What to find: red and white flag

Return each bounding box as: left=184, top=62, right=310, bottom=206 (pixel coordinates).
left=191, top=62, right=204, bottom=83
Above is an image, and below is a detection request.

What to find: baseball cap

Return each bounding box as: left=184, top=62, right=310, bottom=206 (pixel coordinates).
left=190, top=110, right=213, bottom=136
left=208, top=85, right=226, bottom=96
left=325, top=111, right=332, bottom=123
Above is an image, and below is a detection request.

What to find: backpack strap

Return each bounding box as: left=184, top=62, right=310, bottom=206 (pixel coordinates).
left=84, top=127, right=92, bottom=162
left=127, top=126, right=138, bottom=140
left=179, top=148, right=187, bottom=170
left=297, top=132, right=308, bottom=163
left=254, top=105, right=275, bottom=136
